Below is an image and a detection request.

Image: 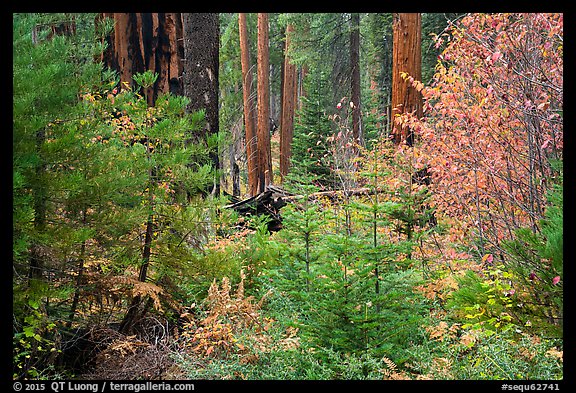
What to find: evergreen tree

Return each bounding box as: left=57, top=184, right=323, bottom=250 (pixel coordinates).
left=13, top=13, right=219, bottom=376
left=290, top=68, right=335, bottom=188
left=13, top=12, right=112, bottom=378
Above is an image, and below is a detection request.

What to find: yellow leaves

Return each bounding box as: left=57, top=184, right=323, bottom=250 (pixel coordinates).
left=464, top=306, right=485, bottom=320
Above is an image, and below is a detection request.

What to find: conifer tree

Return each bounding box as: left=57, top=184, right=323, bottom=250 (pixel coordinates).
left=290, top=68, right=335, bottom=188
left=13, top=12, right=114, bottom=377
left=14, top=14, right=219, bottom=376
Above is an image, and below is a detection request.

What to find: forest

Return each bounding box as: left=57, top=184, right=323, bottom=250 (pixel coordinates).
left=13, top=13, right=563, bottom=382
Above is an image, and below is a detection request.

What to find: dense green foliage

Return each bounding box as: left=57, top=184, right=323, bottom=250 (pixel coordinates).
left=13, top=13, right=222, bottom=378
left=289, top=70, right=335, bottom=187
left=13, top=12, right=562, bottom=382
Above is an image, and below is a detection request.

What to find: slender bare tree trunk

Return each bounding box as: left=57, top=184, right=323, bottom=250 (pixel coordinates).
left=350, top=13, right=362, bottom=147
left=391, top=13, right=422, bottom=146
left=280, top=24, right=297, bottom=182
left=239, top=13, right=259, bottom=197
left=257, top=13, right=272, bottom=192
left=298, top=64, right=308, bottom=112
left=28, top=129, right=47, bottom=283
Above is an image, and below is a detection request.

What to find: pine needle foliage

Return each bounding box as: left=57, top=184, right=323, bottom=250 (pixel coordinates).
left=13, top=13, right=219, bottom=377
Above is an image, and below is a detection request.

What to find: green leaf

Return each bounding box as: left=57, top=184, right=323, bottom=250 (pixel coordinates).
left=28, top=299, right=40, bottom=310
left=23, top=326, right=35, bottom=338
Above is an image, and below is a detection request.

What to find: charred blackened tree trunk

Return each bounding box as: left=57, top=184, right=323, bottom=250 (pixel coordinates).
left=391, top=13, right=422, bottom=146
left=181, top=13, right=220, bottom=195
left=98, top=13, right=184, bottom=105
left=152, top=13, right=184, bottom=98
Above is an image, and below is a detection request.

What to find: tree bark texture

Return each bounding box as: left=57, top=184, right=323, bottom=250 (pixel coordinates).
left=350, top=13, right=362, bottom=146
left=391, top=13, right=422, bottom=146
left=257, top=13, right=272, bottom=192
left=238, top=13, right=259, bottom=197
left=181, top=13, right=219, bottom=135
left=181, top=13, right=220, bottom=194
left=99, top=13, right=184, bottom=106
left=280, top=24, right=297, bottom=182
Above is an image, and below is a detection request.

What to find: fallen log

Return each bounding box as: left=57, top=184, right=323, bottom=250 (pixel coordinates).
left=224, top=187, right=287, bottom=231
left=281, top=187, right=372, bottom=202
left=223, top=185, right=375, bottom=231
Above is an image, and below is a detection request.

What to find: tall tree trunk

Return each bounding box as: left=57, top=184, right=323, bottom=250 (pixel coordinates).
left=239, top=13, right=259, bottom=197
left=297, top=22, right=310, bottom=113
left=105, top=14, right=145, bottom=90
left=119, top=163, right=156, bottom=334
left=150, top=13, right=184, bottom=98
left=350, top=13, right=362, bottom=147
left=391, top=13, right=422, bottom=146
left=257, top=13, right=272, bottom=192
left=280, top=24, right=297, bottom=182
left=181, top=13, right=220, bottom=195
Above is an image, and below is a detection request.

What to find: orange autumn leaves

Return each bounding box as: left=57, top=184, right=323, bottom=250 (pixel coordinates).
left=395, top=13, right=562, bottom=253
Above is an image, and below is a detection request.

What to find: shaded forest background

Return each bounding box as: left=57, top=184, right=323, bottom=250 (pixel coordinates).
left=13, top=12, right=562, bottom=381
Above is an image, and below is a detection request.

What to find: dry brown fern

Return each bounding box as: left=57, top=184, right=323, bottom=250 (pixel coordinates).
left=180, top=272, right=273, bottom=361
left=380, top=356, right=411, bottom=380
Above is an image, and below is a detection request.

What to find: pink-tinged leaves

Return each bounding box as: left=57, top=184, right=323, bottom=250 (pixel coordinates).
left=482, top=254, right=494, bottom=264
left=400, top=13, right=562, bottom=257
left=491, top=51, right=502, bottom=64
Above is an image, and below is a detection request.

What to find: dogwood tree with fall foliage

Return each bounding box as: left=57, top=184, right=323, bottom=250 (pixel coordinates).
left=397, top=13, right=563, bottom=258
